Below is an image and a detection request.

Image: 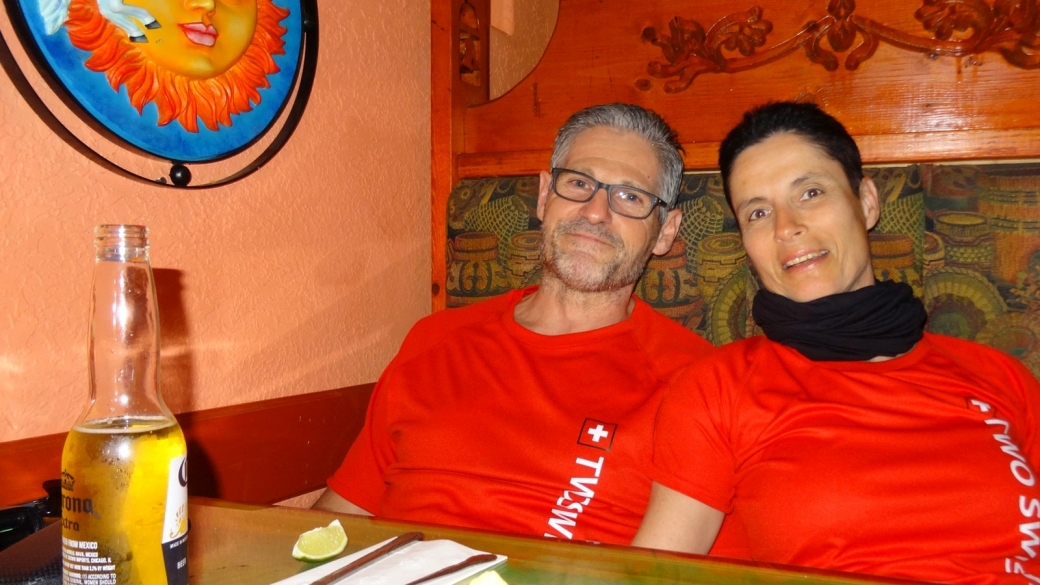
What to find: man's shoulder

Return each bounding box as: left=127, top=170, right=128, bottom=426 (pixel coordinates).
left=627, top=299, right=716, bottom=379
left=631, top=298, right=714, bottom=354
left=674, top=335, right=769, bottom=376
left=395, top=291, right=521, bottom=361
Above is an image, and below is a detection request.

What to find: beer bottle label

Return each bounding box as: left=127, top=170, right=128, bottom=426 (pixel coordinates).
left=161, top=455, right=188, bottom=585
left=62, top=534, right=116, bottom=585
left=61, top=467, right=117, bottom=585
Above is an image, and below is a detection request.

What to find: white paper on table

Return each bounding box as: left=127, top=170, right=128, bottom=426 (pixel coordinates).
left=270, top=538, right=507, bottom=585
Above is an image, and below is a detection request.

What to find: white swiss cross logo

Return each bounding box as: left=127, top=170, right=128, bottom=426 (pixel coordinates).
left=578, top=418, right=617, bottom=451
left=588, top=425, right=609, bottom=442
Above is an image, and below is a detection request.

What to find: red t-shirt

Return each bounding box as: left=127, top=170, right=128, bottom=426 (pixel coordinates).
left=328, top=287, right=713, bottom=544
left=653, top=333, right=1040, bottom=585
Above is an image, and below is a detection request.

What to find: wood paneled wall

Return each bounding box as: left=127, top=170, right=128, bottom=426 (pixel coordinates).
left=431, top=0, right=1040, bottom=310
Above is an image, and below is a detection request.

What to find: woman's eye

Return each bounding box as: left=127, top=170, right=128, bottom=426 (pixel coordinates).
left=801, top=188, right=822, bottom=200
left=748, top=209, right=767, bottom=221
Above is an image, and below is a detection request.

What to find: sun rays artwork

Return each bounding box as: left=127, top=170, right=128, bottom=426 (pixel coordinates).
left=15, top=0, right=303, bottom=162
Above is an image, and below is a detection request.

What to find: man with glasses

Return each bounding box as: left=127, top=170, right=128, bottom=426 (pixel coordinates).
left=314, top=103, right=713, bottom=544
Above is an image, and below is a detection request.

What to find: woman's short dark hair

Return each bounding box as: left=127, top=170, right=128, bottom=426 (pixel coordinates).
left=718, top=102, right=864, bottom=207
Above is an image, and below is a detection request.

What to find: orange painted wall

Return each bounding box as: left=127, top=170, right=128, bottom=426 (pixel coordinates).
left=0, top=3, right=431, bottom=442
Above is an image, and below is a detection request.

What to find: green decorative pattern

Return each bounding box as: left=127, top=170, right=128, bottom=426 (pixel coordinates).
left=447, top=163, right=1040, bottom=379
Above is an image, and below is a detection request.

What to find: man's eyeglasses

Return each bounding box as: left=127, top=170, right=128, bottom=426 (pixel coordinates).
left=550, top=168, right=667, bottom=220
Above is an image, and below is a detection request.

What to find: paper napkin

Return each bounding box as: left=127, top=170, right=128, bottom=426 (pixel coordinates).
left=271, top=538, right=506, bottom=585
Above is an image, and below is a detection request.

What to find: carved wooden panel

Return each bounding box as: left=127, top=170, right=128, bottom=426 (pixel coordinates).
left=458, top=0, right=1040, bottom=173
left=642, top=0, right=1040, bottom=93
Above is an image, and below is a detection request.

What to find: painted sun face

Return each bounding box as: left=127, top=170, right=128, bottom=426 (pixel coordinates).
left=127, top=0, right=259, bottom=79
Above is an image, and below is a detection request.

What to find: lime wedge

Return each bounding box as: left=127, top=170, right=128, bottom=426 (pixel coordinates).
left=292, top=519, right=348, bottom=562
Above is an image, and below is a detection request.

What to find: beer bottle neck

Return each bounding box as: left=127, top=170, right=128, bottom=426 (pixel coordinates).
left=81, top=225, right=173, bottom=426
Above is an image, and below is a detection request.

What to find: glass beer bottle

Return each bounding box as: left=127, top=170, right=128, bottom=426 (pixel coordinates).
left=61, top=225, right=188, bottom=585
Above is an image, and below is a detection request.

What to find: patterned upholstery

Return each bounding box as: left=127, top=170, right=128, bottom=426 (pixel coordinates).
left=446, top=164, right=1040, bottom=379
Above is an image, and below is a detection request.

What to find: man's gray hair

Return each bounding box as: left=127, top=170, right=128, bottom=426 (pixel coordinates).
left=550, top=103, right=685, bottom=210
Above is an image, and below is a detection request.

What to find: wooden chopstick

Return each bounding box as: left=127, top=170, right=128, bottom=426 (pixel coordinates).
left=402, top=553, right=499, bottom=585
left=309, top=531, right=424, bottom=585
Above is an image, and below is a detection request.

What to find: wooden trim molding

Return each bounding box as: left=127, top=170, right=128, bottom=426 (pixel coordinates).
left=456, top=127, right=1040, bottom=177
left=0, top=383, right=374, bottom=508
left=432, top=0, right=491, bottom=313
left=457, top=150, right=551, bottom=178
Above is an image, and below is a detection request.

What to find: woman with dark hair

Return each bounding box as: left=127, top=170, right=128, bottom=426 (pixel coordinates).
left=633, top=101, right=1040, bottom=585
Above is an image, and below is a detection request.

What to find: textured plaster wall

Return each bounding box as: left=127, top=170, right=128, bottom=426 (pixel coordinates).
left=0, top=1, right=431, bottom=442
left=490, top=0, right=558, bottom=99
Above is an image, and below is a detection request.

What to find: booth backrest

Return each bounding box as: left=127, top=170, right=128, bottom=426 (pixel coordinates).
left=447, top=163, right=1040, bottom=379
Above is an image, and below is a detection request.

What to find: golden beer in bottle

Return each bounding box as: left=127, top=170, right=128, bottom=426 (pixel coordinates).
left=61, top=225, right=188, bottom=585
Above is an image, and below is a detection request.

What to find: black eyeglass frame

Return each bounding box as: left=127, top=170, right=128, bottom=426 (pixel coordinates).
left=550, top=168, right=670, bottom=219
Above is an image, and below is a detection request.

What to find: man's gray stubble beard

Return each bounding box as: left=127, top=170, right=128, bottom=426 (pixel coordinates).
left=539, top=217, right=658, bottom=293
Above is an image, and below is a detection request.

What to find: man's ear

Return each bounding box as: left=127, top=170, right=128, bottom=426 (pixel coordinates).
left=651, top=208, right=683, bottom=256
left=859, top=176, right=880, bottom=231
left=536, top=170, right=553, bottom=221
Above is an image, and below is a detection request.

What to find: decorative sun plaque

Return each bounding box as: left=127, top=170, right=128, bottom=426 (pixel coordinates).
left=2, top=0, right=317, bottom=186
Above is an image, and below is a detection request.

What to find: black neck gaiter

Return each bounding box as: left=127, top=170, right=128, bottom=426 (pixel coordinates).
left=751, top=280, right=928, bottom=361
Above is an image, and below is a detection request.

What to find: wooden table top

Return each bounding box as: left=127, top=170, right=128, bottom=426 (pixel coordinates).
left=188, top=498, right=916, bottom=585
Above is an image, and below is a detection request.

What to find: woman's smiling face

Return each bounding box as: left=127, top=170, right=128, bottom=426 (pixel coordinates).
left=729, top=132, right=880, bottom=303
left=126, top=0, right=258, bottom=78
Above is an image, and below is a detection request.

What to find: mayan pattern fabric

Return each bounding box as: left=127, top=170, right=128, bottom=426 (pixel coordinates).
left=445, top=164, right=1040, bottom=379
